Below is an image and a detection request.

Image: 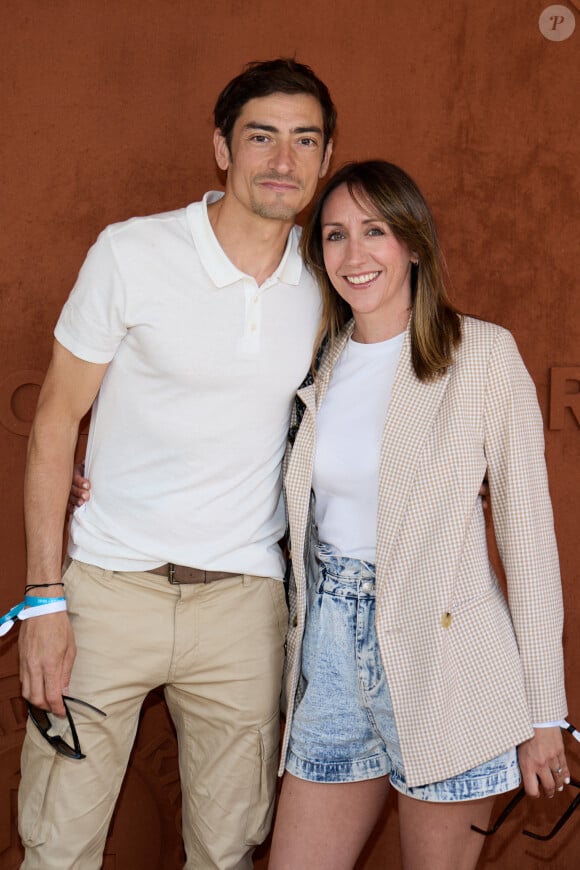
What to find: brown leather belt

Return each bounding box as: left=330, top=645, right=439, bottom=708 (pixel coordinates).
left=147, top=563, right=238, bottom=585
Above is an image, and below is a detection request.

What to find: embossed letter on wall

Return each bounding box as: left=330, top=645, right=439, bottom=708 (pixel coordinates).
left=0, top=372, right=44, bottom=437
left=549, top=367, right=580, bottom=429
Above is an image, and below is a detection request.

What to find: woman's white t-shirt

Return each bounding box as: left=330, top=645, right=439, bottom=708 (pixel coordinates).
left=312, top=332, right=405, bottom=562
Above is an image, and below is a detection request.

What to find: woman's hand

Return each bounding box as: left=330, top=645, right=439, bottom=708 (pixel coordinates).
left=518, top=727, right=570, bottom=798
left=67, top=461, right=90, bottom=513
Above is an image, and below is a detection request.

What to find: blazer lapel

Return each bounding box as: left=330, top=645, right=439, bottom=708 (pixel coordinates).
left=287, top=322, right=355, bottom=570
left=312, top=322, right=355, bottom=409
left=376, top=328, right=451, bottom=586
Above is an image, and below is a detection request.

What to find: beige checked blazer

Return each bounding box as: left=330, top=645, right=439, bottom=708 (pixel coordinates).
left=280, top=315, right=567, bottom=787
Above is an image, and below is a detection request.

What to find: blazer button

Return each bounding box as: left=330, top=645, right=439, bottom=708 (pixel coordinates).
left=441, top=612, right=452, bottom=629
left=292, top=615, right=298, bottom=627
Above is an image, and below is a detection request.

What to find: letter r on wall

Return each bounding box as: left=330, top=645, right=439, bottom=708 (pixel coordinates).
left=549, top=367, right=580, bottom=429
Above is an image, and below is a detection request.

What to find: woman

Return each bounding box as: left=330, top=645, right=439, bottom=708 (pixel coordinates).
left=268, top=160, right=569, bottom=870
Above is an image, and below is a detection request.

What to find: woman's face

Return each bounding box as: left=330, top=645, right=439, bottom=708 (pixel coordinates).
left=321, top=183, right=414, bottom=340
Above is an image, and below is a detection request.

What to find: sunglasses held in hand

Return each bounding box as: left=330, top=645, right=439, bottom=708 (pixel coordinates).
left=471, top=721, right=580, bottom=842
left=26, top=695, right=106, bottom=760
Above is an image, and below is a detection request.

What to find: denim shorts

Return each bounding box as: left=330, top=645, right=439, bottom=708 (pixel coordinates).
left=286, top=544, right=521, bottom=802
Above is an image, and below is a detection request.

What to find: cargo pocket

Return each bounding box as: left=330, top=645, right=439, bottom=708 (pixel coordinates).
left=18, top=718, right=60, bottom=846
left=243, top=709, right=280, bottom=846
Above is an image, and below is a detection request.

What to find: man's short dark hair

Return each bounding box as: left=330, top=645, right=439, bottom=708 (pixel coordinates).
left=214, top=58, right=336, bottom=152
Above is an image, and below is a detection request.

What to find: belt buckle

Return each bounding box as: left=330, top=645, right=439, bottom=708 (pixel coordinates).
left=168, top=563, right=178, bottom=585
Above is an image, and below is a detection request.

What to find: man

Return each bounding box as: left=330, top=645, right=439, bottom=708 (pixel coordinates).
left=18, top=58, right=334, bottom=870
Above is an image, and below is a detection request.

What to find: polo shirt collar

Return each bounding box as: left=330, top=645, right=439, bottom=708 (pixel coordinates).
left=186, top=191, right=303, bottom=288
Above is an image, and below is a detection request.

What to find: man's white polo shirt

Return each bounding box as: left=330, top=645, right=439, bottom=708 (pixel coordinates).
left=55, top=192, right=321, bottom=578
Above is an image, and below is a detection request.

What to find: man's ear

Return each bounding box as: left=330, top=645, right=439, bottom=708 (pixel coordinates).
left=319, top=139, right=334, bottom=179
left=213, top=128, right=231, bottom=171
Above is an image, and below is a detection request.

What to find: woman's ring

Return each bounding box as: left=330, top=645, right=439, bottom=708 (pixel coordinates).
left=552, top=767, right=563, bottom=774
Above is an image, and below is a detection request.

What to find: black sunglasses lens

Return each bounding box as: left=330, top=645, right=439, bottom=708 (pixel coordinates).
left=28, top=705, right=51, bottom=730
left=54, top=742, right=84, bottom=759
left=27, top=703, right=84, bottom=759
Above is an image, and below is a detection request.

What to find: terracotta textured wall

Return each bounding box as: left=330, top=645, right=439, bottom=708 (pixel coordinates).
left=1, top=1, right=578, bottom=867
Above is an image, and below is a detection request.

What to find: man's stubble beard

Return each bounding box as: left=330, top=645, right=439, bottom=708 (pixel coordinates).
left=249, top=174, right=307, bottom=222
left=250, top=199, right=302, bottom=221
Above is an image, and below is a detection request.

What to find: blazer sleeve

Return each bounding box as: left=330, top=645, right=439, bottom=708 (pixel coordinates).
left=483, top=327, right=567, bottom=722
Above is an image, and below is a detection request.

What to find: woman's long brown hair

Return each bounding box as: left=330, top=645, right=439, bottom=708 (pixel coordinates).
left=301, top=160, right=462, bottom=380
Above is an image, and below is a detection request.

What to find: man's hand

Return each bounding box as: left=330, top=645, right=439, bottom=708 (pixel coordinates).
left=67, top=462, right=90, bottom=513
left=518, top=726, right=570, bottom=798
left=479, top=476, right=490, bottom=511
left=19, top=612, right=77, bottom=717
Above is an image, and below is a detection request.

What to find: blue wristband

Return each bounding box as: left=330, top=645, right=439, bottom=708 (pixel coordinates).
left=24, top=595, right=66, bottom=607
left=1, top=601, right=25, bottom=626
left=1, top=597, right=67, bottom=638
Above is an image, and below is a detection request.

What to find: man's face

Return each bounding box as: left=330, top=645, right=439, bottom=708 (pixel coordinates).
left=214, top=92, right=333, bottom=222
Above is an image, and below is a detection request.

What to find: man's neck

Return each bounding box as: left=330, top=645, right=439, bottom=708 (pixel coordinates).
left=208, top=196, right=294, bottom=286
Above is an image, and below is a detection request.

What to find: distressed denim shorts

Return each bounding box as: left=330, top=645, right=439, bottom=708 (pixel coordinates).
left=286, top=543, right=521, bottom=802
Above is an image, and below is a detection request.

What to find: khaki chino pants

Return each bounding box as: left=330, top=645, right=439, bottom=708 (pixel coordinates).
left=19, top=560, right=288, bottom=870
